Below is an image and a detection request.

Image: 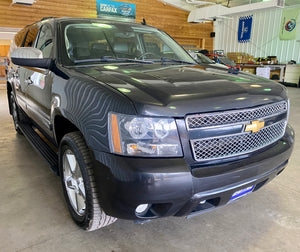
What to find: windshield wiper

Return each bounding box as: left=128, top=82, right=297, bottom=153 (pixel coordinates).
left=121, top=58, right=154, bottom=64
left=153, top=57, right=196, bottom=65
left=74, top=57, right=154, bottom=64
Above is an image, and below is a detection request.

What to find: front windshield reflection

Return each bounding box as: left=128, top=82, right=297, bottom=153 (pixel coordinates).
left=63, top=22, right=195, bottom=65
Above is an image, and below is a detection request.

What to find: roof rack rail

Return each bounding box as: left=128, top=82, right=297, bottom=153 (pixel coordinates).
left=40, top=17, right=56, bottom=21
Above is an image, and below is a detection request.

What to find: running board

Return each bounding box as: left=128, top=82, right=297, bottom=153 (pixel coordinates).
left=19, top=122, right=59, bottom=175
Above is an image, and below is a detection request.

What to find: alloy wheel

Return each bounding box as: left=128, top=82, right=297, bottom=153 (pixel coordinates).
left=62, top=149, right=86, bottom=216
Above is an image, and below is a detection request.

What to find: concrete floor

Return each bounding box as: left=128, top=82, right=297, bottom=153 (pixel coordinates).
left=0, top=87, right=299, bottom=252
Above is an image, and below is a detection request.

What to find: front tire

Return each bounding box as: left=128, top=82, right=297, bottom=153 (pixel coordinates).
left=59, top=132, right=116, bottom=231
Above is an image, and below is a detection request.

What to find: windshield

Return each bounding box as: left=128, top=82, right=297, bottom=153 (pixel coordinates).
left=62, top=22, right=195, bottom=65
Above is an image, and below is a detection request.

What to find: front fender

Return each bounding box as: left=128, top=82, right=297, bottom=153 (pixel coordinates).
left=55, top=77, right=136, bottom=152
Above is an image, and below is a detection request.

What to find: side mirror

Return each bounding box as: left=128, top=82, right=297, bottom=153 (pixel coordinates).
left=11, top=47, right=53, bottom=69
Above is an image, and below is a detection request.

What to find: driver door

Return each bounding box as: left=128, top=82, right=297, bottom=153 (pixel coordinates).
left=25, top=23, right=54, bottom=137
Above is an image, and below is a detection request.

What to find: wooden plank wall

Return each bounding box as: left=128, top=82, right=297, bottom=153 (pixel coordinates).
left=0, top=0, right=213, bottom=50
left=127, top=0, right=213, bottom=50
left=0, top=45, right=10, bottom=57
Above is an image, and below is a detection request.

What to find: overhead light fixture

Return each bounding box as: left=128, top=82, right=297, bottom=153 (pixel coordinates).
left=12, top=0, right=37, bottom=6
left=158, top=0, right=196, bottom=11
left=185, top=0, right=215, bottom=5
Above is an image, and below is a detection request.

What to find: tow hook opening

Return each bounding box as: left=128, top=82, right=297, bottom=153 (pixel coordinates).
left=253, top=179, right=268, bottom=192
left=189, top=197, right=220, bottom=216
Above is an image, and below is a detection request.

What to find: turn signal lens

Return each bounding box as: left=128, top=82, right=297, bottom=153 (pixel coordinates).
left=110, top=113, right=122, bottom=154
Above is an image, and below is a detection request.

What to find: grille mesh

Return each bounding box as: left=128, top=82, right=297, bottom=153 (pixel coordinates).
left=191, top=120, right=286, bottom=161
left=187, top=101, right=287, bottom=129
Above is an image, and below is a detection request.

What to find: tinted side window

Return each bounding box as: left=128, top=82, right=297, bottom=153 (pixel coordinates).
left=143, top=33, right=162, bottom=54
left=36, top=24, right=53, bottom=58
left=23, top=26, right=39, bottom=47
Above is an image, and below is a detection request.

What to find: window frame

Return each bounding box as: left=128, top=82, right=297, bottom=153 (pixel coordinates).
left=35, top=22, right=54, bottom=59
left=22, top=24, right=40, bottom=48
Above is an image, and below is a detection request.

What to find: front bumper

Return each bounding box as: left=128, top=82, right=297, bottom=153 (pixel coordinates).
left=92, top=125, right=294, bottom=220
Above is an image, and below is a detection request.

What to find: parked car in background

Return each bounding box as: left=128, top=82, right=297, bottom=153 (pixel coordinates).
left=6, top=17, right=294, bottom=231
left=187, top=49, right=228, bottom=69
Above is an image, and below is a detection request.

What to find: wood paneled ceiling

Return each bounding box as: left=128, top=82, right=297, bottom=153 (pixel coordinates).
left=160, top=0, right=300, bottom=11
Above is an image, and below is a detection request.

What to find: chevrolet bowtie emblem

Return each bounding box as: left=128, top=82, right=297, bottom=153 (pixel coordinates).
left=245, top=120, right=265, bottom=133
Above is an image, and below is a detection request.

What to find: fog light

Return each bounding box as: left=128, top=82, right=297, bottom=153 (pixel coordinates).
left=135, top=204, right=150, bottom=214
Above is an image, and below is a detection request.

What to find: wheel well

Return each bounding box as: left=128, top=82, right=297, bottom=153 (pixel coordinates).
left=54, top=116, right=79, bottom=145
left=7, top=82, right=12, bottom=115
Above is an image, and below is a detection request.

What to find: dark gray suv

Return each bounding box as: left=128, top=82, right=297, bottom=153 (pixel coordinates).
left=7, top=17, right=294, bottom=231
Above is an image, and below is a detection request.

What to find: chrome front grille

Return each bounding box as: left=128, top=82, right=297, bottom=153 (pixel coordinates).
left=187, top=101, right=288, bottom=162
left=191, top=120, right=286, bottom=161
left=186, top=101, right=287, bottom=130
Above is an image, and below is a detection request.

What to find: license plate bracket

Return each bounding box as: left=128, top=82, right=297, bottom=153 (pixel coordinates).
left=229, top=185, right=254, bottom=202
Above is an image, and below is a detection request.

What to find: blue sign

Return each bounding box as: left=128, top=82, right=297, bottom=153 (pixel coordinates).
left=97, top=0, right=136, bottom=20
left=238, top=15, right=253, bottom=43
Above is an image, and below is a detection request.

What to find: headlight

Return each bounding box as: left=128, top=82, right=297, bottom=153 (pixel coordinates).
left=108, top=112, right=183, bottom=157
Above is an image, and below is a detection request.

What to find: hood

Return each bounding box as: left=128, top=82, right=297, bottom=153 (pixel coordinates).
left=76, top=63, right=287, bottom=117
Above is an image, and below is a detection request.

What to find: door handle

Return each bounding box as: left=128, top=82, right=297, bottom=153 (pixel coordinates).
left=25, top=77, right=33, bottom=85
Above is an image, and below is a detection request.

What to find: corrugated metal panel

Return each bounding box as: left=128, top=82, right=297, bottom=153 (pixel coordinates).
left=214, top=6, right=300, bottom=63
